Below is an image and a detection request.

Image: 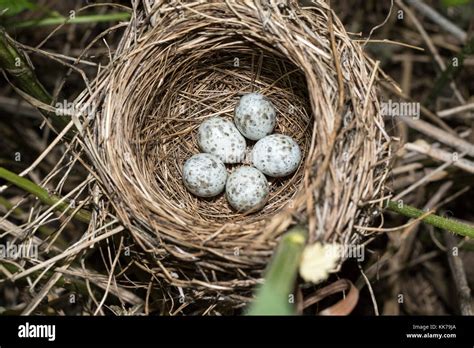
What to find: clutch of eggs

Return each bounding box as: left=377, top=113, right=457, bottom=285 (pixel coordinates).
left=182, top=92, right=301, bottom=213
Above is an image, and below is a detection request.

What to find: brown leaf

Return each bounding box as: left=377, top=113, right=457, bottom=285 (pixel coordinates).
left=303, top=279, right=359, bottom=315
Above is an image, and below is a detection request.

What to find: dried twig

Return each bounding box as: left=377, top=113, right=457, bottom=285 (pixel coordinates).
left=438, top=103, right=474, bottom=118
left=405, top=0, right=467, bottom=43
left=444, top=232, right=473, bottom=315
left=400, top=117, right=474, bottom=157
left=396, top=0, right=465, bottom=104
left=405, top=141, right=474, bottom=174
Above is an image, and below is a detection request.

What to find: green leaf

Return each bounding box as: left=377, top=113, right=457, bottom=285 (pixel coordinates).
left=246, top=225, right=307, bottom=315
left=0, top=167, right=92, bottom=223
left=441, top=0, right=471, bottom=7
left=0, top=0, right=36, bottom=16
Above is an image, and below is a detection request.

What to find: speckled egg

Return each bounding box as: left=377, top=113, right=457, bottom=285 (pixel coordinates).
left=197, top=117, right=246, bottom=164
left=226, top=166, right=269, bottom=212
left=234, top=93, right=276, bottom=141
left=182, top=154, right=227, bottom=197
left=252, top=134, right=301, bottom=177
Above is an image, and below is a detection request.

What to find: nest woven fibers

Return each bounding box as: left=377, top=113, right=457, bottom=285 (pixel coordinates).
left=76, top=0, right=392, bottom=300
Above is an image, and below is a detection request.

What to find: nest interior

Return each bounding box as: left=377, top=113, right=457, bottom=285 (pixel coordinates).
left=137, top=51, right=312, bottom=225
left=78, top=0, right=391, bottom=291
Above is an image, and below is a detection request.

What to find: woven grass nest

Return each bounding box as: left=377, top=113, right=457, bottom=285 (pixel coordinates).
left=77, top=0, right=392, bottom=302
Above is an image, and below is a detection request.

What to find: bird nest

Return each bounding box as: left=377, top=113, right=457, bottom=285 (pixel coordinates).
left=76, top=0, right=392, bottom=302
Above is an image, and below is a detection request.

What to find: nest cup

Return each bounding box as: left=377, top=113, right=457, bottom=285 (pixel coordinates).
left=79, top=0, right=391, bottom=300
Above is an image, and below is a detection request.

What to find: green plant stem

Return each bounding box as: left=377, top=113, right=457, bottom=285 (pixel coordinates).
left=0, top=167, right=91, bottom=223
left=14, top=12, right=131, bottom=28
left=0, top=27, right=70, bottom=131
left=386, top=200, right=474, bottom=238
left=247, top=225, right=307, bottom=315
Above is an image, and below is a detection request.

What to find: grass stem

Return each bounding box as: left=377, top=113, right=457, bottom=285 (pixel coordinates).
left=386, top=200, right=474, bottom=238
left=14, top=12, right=131, bottom=29
left=0, top=27, right=71, bottom=132
left=0, top=167, right=91, bottom=223
left=247, top=225, right=307, bottom=315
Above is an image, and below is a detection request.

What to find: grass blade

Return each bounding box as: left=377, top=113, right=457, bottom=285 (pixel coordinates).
left=0, top=167, right=91, bottom=223
left=247, top=225, right=307, bottom=315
